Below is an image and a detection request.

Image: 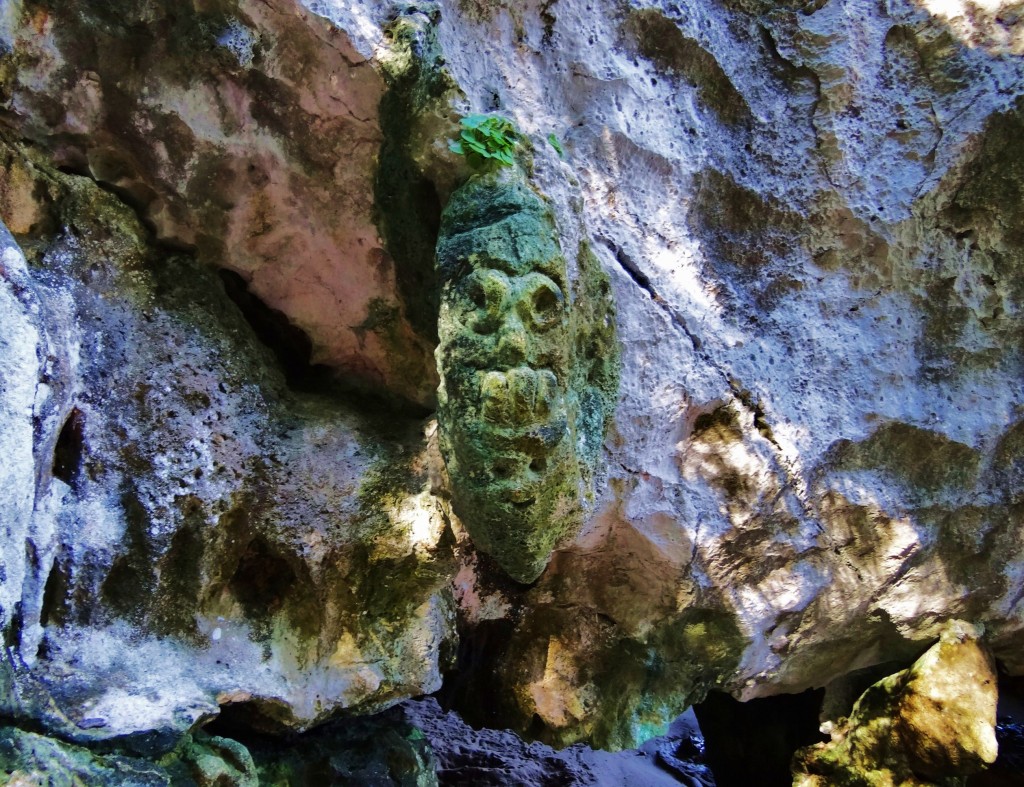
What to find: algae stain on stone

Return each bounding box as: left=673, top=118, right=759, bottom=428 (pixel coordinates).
left=827, top=422, right=980, bottom=496
left=623, top=9, right=751, bottom=127
left=374, top=4, right=457, bottom=343
left=435, top=172, right=619, bottom=583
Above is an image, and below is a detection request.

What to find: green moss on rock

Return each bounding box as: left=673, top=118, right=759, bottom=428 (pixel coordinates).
left=793, top=622, right=997, bottom=786
left=435, top=172, right=619, bottom=583
left=248, top=710, right=438, bottom=787
left=0, top=726, right=257, bottom=786
left=827, top=422, right=980, bottom=498
left=993, top=419, right=1024, bottom=504
left=501, top=603, right=746, bottom=751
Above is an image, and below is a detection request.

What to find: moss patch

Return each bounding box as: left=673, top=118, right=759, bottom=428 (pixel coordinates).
left=0, top=725, right=258, bottom=786
left=690, top=169, right=802, bottom=272
left=827, top=422, right=980, bottom=498
left=921, top=504, right=1021, bottom=596
left=571, top=241, right=621, bottom=464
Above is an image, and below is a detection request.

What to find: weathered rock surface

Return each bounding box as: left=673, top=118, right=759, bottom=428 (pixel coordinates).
left=0, top=134, right=454, bottom=749
left=793, top=621, right=998, bottom=785
left=0, top=0, right=439, bottom=406
left=400, top=697, right=715, bottom=786
left=0, top=0, right=1022, bottom=774
left=0, top=726, right=259, bottom=786
left=413, top=0, right=1024, bottom=750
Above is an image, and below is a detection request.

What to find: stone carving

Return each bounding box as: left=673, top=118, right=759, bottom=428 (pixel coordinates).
left=435, top=172, right=618, bottom=582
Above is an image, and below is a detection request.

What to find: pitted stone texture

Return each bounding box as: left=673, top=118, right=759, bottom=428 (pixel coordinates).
left=414, top=0, right=1024, bottom=751
left=0, top=139, right=454, bottom=749
left=435, top=171, right=617, bottom=583
left=1, top=0, right=1024, bottom=764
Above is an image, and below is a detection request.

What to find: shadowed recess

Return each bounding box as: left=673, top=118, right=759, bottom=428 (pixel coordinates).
left=694, top=689, right=827, bottom=787
left=218, top=269, right=333, bottom=391
left=52, top=407, right=86, bottom=489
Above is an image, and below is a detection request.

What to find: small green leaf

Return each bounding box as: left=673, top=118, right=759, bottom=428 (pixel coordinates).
left=450, top=113, right=521, bottom=169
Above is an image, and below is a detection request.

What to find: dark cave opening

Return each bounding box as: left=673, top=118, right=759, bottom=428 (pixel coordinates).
left=217, top=268, right=334, bottom=391
left=52, top=407, right=86, bottom=488
left=693, top=689, right=827, bottom=787
left=203, top=698, right=297, bottom=740
left=433, top=616, right=519, bottom=732
left=970, top=666, right=1024, bottom=786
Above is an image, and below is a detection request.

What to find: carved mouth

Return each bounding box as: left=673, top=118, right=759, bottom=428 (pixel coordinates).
left=480, top=366, right=559, bottom=424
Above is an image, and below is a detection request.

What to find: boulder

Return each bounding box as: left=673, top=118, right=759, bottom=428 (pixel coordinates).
left=793, top=621, right=998, bottom=785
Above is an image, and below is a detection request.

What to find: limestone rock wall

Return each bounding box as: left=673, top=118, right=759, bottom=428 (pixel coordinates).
left=0, top=136, right=453, bottom=750
left=0, top=0, right=1022, bottom=764
left=1, top=0, right=438, bottom=406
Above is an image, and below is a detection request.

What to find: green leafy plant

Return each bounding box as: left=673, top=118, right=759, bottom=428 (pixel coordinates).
left=547, top=132, right=564, bottom=159
left=449, top=113, right=520, bottom=168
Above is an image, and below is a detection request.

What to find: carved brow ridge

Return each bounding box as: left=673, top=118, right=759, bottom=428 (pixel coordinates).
left=440, top=180, right=549, bottom=234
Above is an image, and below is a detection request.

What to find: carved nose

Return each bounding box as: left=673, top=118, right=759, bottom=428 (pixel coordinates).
left=495, top=314, right=528, bottom=365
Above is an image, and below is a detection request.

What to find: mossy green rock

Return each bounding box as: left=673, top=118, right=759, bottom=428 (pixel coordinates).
left=792, top=621, right=998, bottom=786
left=435, top=172, right=618, bottom=582
left=0, top=727, right=257, bottom=786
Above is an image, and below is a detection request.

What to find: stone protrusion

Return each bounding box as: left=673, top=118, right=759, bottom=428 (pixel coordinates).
left=435, top=171, right=618, bottom=583
left=793, top=621, right=998, bottom=786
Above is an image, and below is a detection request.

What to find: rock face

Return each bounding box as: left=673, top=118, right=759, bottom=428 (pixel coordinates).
left=0, top=0, right=438, bottom=406
left=0, top=726, right=262, bottom=787
left=0, top=0, right=1023, bottom=776
left=793, top=621, right=999, bottom=785
left=0, top=135, right=454, bottom=750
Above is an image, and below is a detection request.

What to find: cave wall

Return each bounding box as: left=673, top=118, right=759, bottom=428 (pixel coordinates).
left=0, top=0, right=1022, bottom=763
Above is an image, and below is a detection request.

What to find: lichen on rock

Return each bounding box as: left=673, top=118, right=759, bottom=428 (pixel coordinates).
left=793, top=621, right=998, bottom=786
left=435, top=170, right=618, bottom=583
left=0, top=130, right=456, bottom=751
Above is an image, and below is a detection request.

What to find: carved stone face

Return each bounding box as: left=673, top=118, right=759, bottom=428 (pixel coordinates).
left=444, top=258, right=574, bottom=494
left=435, top=175, right=583, bottom=582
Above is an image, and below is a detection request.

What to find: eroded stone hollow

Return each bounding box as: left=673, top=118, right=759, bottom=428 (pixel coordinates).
left=435, top=172, right=618, bottom=583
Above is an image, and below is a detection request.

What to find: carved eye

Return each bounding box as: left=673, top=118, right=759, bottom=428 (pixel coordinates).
left=462, top=270, right=509, bottom=334
left=491, top=457, right=518, bottom=480
left=466, top=279, right=488, bottom=309
left=521, top=275, right=564, bottom=331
